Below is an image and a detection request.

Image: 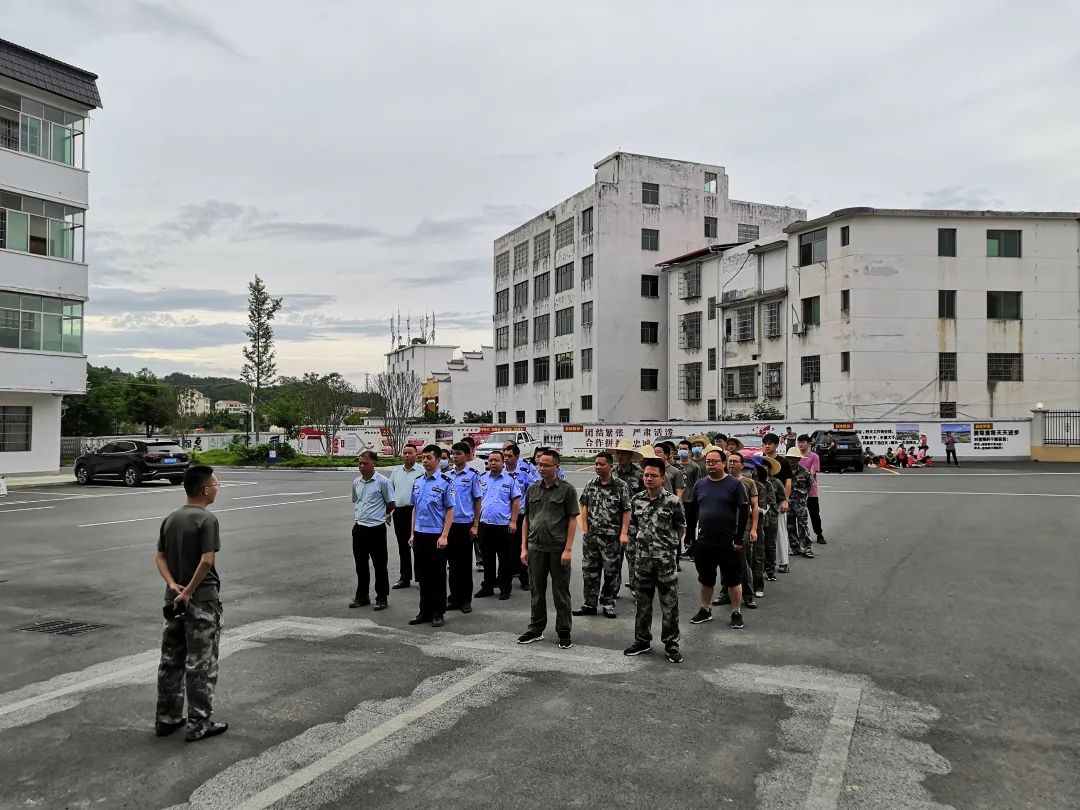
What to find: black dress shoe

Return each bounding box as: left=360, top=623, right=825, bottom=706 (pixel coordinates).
left=408, top=615, right=431, bottom=625
left=373, top=600, right=388, bottom=611
left=474, top=588, right=495, bottom=599
left=391, top=580, right=411, bottom=590
left=460, top=604, right=473, bottom=614
left=431, top=614, right=444, bottom=627
left=498, top=592, right=510, bottom=600
left=349, top=598, right=370, bottom=608
left=155, top=719, right=185, bottom=737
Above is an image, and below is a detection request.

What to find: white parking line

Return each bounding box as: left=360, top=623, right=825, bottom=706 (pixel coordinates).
left=826, top=489, right=1080, bottom=498
left=76, top=495, right=348, bottom=528
left=0, top=506, right=55, bottom=514
left=230, top=491, right=322, bottom=500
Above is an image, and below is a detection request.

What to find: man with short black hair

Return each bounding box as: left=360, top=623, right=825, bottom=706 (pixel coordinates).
left=389, top=444, right=423, bottom=588
left=797, top=434, right=825, bottom=545
left=349, top=450, right=395, bottom=610
left=155, top=465, right=227, bottom=742
left=575, top=451, right=630, bottom=619
left=760, top=433, right=791, bottom=578
left=409, top=445, right=455, bottom=627
left=503, top=440, right=534, bottom=591
left=474, top=449, right=521, bottom=600
left=446, top=442, right=482, bottom=613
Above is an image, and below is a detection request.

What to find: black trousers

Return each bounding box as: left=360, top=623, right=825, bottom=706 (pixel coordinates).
left=479, top=522, right=516, bottom=594
left=447, top=523, right=474, bottom=607
left=807, top=496, right=823, bottom=539
left=413, top=531, right=447, bottom=619
left=391, top=506, right=414, bottom=582
left=946, top=448, right=958, bottom=465
left=352, top=522, right=389, bottom=601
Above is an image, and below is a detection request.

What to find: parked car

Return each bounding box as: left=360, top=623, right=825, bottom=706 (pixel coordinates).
left=74, top=440, right=190, bottom=487
left=809, top=430, right=864, bottom=472
left=475, top=430, right=539, bottom=459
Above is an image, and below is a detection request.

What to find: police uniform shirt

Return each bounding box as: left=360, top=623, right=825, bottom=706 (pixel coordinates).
left=505, top=461, right=535, bottom=506
left=447, top=466, right=482, bottom=524
left=479, top=471, right=521, bottom=525
left=412, top=472, right=454, bottom=534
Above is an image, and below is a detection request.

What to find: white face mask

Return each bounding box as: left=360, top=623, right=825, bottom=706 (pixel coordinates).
left=678, top=449, right=689, bottom=458
left=438, top=459, right=449, bottom=469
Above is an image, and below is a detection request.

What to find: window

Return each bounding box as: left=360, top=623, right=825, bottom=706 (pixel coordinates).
left=765, top=362, right=783, bottom=398
left=0, top=405, right=32, bottom=452
left=555, top=352, right=574, bottom=379
left=801, top=355, right=821, bottom=384
left=987, top=229, right=1021, bottom=258
left=536, top=410, right=546, bottom=424
left=707, top=347, right=716, bottom=371
left=642, top=182, right=659, bottom=205
left=534, top=355, right=550, bottom=382
left=513, top=320, right=528, bottom=347
left=581, top=347, right=593, bottom=372
left=554, top=218, right=574, bottom=251
left=798, top=228, right=827, bottom=265
left=641, top=228, right=659, bottom=251
left=939, top=401, right=957, bottom=419
left=801, top=296, right=821, bottom=326
left=939, top=289, right=956, bottom=318
left=581, top=395, right=593, bottom=410
left=0, top=292, right=83, bottom=353
left=534, top=272, right=550, bottom=300
left=581, top=301, right=593, bottom=328
left=737, top=223, right=759, bottom=242
left=0, top=90, right=84, bottom=168
left=723, top=365, right=756, bottom=399
left=555, top=262, right=574, bottom=293
left=640, top=321, right=659, bottom=343
left=558, top=408, right=571, bottom=423
left=555, top=306, right=574, bottom=336
left=495, top=289, right=509, bottom=315
left=704, top=216, right=718, bottom=238
left=765, top=301, right=782, bottom=337
left=640, top=369, right=659, bottom=390
left=988, top=352, right=1023, bottom=381
left=679, top=311, right=702, bottom=349
left=938, top=228, right=956, bottom=257
left=640, top=274, right=659, bottom=297
left=513, top=360, right=529, bottom=385
left=513, top=242, right=528, bottom=274
left=495, top=364, right=509, bottom=387
left=707, top=399, right=717, bottom=420
left=735, top=306, right=755, bottom=341
left=534, top=313, right=550, bottom=342
left=513, top=280, right=528, bottom=309
left=581, top=207, right=593, bottom=234
left=581, top=254, right=593, bottom=283
left=0, top=192, right=85, bottom=261
left=495, top=251, right=510, bottom=279
left=678, top=264, right=701, bottom=299
left=939, top=352, right=957, bottom=381
left=704, top=172, right=717, bottom=193
left=516, top=410, right=526, bottom=423
left=497, top=411, right=506, bottom=423
left=987, top=291, right=1022, bottom=319
left=678, top=362, right=702, bottom=401
left=840, top=225, right=850, bottom=247
left=841, top=351, right=850, bottom=373
left=534, top=230, right=550, bottom=260
left=841, top=289, right=850, bottom=315
left=495, top=325, right=509, bottom=350
left=707, top=296, right=717, bottom=320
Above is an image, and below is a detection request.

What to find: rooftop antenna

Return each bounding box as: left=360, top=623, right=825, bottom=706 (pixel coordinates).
left=431, top=311, right=436, bottom=343
left=406, top=315, right=411, bottom=344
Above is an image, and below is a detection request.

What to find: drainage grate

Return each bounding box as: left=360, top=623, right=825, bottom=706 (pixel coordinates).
left=18, top=620, right=109, bottom=636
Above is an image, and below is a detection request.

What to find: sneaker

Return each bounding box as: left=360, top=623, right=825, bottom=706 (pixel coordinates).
left=623, top=640, right=652, bottom=656
left=730, top=611, right=744, bottom=630
left=778, top=564, right=790, bottom=574
left=185, top=720, right=228, bottom=742
left=407, top=614, right=431, bottom=625
left=803, top=549, right=815, bottom=559
left=155, top=718, right=185, bottom=737
left=666, top=646, right=684, bottom=664
left=460, top=604, right=473, bottom=614
left=689, top=607, right=713, bottom=624
left=517, top=630, right=543, bottom=644
left=498, top=592, right=511, bottom=600
left=754, top=590, right=765, bottom=599
left=349, top=598, right=370, bottom=608
left=743, top=598, right=757, bottom=610
left=373, top=600, right=388, bottom=611
left=601, top=605, right=617, bottom=619
left=816, top=536, right=827, bottom=545
left=571, top=605, right=598, bottom=616
left=558, top=634, right=573, bottom=650
left=431, top=614, right=444, bottom=627
left=474, top=588, right=495, bottom=599
left=766, top=572, right=777, bottom=581
left=712, top=593, right=731, bottom=606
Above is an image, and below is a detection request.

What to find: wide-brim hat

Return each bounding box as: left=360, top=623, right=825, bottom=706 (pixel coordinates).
left=638, top=444, right=659, bottom=460
left=725, top=436, right=745, bottom=451
left=688, top=433, right=710, bottom=446
left=785, top=445, right=803, bottom=459
left=701, top=443, right=722, bottom=458
left=612, top=438, right=643, bottom=462
left=755, top=454, right=781, bottom=475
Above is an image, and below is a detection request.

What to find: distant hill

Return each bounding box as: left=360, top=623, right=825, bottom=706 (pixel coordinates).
left=163, top=372, right=250, bottom=403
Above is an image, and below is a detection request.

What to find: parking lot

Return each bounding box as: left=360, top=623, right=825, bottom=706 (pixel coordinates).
left=2, top=463, right=1079, bottom=809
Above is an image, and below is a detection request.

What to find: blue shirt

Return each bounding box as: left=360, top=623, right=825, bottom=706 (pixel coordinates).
left=389, top=463, right=423, bottom=506
left=447, top=466, right=482, bottom=524
left=505, top=461, right=535, bottom=506
left=412, top=472, right=455, bottom=534
left=479, top=471, right=521, bottom=525
left=351, top=472, right=395, bottom=527
left=690, top=475, right=748, bottom=545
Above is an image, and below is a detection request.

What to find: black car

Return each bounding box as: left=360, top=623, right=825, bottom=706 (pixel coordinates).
left=810, top=430, right=864, bottom=472
left=74, top=440, right=190, bottom=487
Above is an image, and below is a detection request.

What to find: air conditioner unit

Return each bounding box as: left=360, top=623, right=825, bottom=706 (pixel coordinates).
left=792, top=322, right=806, bottom=335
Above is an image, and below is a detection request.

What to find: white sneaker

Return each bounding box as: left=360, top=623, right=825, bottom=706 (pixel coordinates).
left=754, top=590, right=765, bottom=598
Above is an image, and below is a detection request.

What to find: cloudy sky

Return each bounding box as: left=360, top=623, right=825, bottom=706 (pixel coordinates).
left=8, top=1, right=1080, bottom=384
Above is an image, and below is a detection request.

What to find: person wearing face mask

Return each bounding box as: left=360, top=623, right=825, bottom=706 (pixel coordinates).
left=688, top=435, right=708, bottom=476
left=438, top=449, right=451, bottom=471
left=678, top=440, right=700, bottom=560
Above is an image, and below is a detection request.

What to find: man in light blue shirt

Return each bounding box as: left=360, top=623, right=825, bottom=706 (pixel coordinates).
left=349, top=450, right=395, bottom=610
left=502, top=440, right=534, bottom=591
left=389, top=444, right=424, bottom=589
left=474, top=449, right=522, bottom=600
left=409, top=444, right=455, bottom=627
left=446, top=442, right=482, bottom=613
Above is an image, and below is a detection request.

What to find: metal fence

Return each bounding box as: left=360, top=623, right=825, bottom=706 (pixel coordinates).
left=1044, top=410, right=1080, bottom=446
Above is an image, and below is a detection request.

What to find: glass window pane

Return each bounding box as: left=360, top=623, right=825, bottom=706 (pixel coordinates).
left=0, top=88, right=19, bottom=109
left=28, top=215, right=47, bottom=256
left=20, top=99, right=44, bottom=117
left=50, top=123, right=72, bottom=165
left=6, top=210, right=28, bottom=251
left=44, top=201, right=65, bottom=219
left=0, top=308, right=18, bottom=348
left=40, top=120, right=51, bottom=160
left=0, top=191, right=21, bottom=210
left=21, top=311, right=41, bottom=349
left=42, top=313, right=62, bottom=351
left=44, top=105, right=66, bottom=124
left=63, top=300, right=83, bottom=317
left=21, top=197, right=44, bottom=216
left=0, top=104, right=18, bottom=150
left=19, top=115, right=42, bottom=156
left=20, top=295, right=42, bottom=311
left=63, top=316, right=83, bottom=353
left=41, top=297, right=62, bottom=314
left=0, top=292, right=18, bottom=307
left=49, top=219, right=72, bottom=259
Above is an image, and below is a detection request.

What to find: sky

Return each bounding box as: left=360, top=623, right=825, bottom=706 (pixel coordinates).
left=7, top=0, right=1080, bottom=385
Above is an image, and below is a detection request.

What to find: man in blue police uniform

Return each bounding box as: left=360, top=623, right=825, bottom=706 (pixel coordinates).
left=409, top=444, right=455, bottom=627
left=474, top=449, right=522, bottom=600
left=446, top=442, right=482, bottom=614
left=502, top=440, right=534, bottom=591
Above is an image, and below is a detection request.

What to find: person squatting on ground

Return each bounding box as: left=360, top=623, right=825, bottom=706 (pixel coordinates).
left=408, top=445, right=455, bottom=628
left=445, top=442, right=482, bottom=614
left=623, top=457, right=686, bottom=663
left=574, top=451, right=631, bottom=619
left=474, top=449, right=522, bottom=601
left=786, top=445, right=815, bottom=558
left=389, top=444, right=423, bottom=589
left=349, top=450, right=395, bottom=611
left=155, top=464, right=228, bottom=742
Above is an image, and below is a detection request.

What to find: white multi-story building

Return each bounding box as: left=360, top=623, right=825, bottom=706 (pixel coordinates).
left=492, top=152, right=804, bottom=424
left=662, top=207, right=1080, bottom=421
left=214, top=399, right=249, bottom=415
left=178, top=388, right=211, bottom=415
left=0, top=40, right=101, bottom=474
left=387, top=338, right=494, bottom=421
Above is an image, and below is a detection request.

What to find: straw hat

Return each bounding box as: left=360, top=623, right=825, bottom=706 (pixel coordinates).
left=785, top=445, right=803, bottom=458
left=612, top=438, right=644, bottom=462
left=688, top=433, right=710, bottom=446
left=755, top=454, right=781, bottom=475
left=637, top=444, right=659, bottom=460
left=701, top=443, right=723, bottom=458
left=724, top=436, right=745, bottom=451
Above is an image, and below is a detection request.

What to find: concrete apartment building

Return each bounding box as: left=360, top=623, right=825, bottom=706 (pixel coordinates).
left=662, top=207, right=1080, bottom=422
left=0, top=40, right=101, bottom=474
left=492, top=152, right=805, bottom=423
left=178, top=388, right=211, bottom=415
left=386, top=339, right=494, bottom=422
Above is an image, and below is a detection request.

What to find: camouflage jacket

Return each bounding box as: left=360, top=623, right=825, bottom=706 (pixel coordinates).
left=759, top=474, right=779, bottom=527
left=614, top=462, right=645, bottom=497
left=628, top=489, right=685, bottom=564
left=579, top=476, right=631, bottom=536
left=791, top=465, right=813, bottom=499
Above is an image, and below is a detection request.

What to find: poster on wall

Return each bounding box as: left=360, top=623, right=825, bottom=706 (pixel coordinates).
left=941, top=423, right=972, bottom=443
left=895, top=423, right=920, bottom=443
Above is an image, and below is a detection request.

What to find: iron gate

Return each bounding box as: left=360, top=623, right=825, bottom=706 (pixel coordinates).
left=1044, top=410, right=1080, bottom=446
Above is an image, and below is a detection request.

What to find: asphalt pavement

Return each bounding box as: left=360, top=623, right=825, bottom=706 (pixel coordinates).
left=1, top=463, right=1078, bottom=809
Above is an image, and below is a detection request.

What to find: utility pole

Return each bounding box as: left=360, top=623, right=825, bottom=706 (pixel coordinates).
left=809, top=381, right=816, bottom=420
left=249, top=390, right=256, bottom=441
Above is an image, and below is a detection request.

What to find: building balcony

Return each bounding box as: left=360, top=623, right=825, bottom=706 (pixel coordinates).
left=721, top=285, right=787, bottom=307
left=0, top=147, right=88, bottom=207
left=0, top=249, right=87, bottom=299
left=0, top=347, right=86, bottom=394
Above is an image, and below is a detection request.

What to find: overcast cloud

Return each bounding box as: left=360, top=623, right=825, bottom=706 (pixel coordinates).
left=7, top=0, right=1080, bottom=383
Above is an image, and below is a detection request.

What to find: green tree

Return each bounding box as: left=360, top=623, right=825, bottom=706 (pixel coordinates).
left=751, top=400, right=785, bottom=420
left=123, top=369, right=176, bottom=437
left=240, top=274, right=283, bottom=444
left=265, top=376, right=309, bottom=439
left=461, top=410, right=492, bottom=424
left=296, top=372, right=355, bottom=456
left=62, top=364, right=128, bottom=435
left=418, top=409, right=455, bottom=424
left=344, top=411, right=367, bottom=425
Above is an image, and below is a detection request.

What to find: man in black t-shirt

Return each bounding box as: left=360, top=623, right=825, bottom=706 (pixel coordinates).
left=154, top=465, right=228, bottom=743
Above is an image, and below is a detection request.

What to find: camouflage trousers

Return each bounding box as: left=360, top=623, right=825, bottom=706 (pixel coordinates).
left=633, top=556, right=680, bottom=646
left=156, top=599, right=222, bottom=729
left=581, top=532, right=622, bottom=607
left=788, top=496, right=811, bottom=551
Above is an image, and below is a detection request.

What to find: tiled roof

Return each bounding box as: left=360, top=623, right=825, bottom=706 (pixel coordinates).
left=0, top=39, right=102, bottom=109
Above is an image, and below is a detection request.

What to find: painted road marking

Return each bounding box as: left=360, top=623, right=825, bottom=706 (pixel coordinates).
left=0, top=506, right=56, bottom=514
left=824, top=488, right=1080, bottom=498
left=77, top=495, right=349, bottom=528
left=230, top=491, right=322, bottom=500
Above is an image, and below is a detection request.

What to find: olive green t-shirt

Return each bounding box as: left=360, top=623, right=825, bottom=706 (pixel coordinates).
left=524, top=478, right=580, bottom=552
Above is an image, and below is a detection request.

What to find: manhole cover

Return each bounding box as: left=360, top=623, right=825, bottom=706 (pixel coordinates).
left=18, top=620, right=109, bottom=636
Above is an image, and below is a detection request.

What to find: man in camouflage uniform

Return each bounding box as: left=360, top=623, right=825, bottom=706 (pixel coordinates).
left=574, top=451, right=631, bottom=619
left=786, top=446, right=814, bottom=558
left=613, top=441, right=645, bottom=595
left=623, top=458, right=685, bottom=663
